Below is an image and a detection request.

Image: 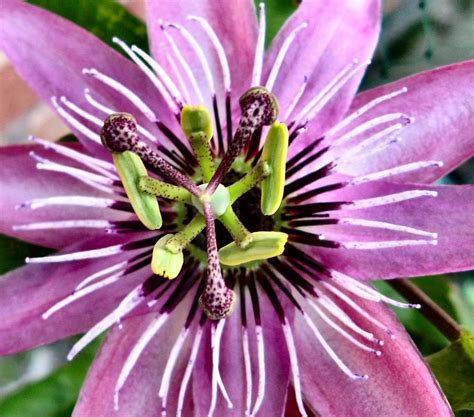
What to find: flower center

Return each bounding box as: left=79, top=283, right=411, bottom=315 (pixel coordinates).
left=100, top=87, right=289, bottom=320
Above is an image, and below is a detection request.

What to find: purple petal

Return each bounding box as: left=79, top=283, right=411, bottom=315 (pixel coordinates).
left=0, top=144, right=128, bottom=249
left=0, top=235, right=147, bottom=355
left=146, top=0, right=257, bottom=102
left=339, top=60, right=474, bottom=183
left=312, top=182, right=474, bottom=280
left=0, top=0, right=172, bottom=156
left=265, top=0, right=381, bottom=149
left=294, top=295, right=452, bottom=416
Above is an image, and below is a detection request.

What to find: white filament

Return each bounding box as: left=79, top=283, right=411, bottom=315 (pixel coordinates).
left=51, top=97, right=101, bottom=144
left=326, top=87, right=409, bottom=138
left=251, top=3, right=266, bottom=87
left=176, top=326, right=203, bottom=417
left=188, top=15, right=231, bottom=92
left=160, top=22, right=204, bottom=103
left=166, top=52, right=192, bottom=104
left=266, top=22, right=308, bottom=91
left=250, top=325, right=265, bottom=417
left=114, top=313, right=170, bottom=411
left=76, top=261, right=128, bottom=290
left=13, top=220, right=111, bottom=231
left=26, top=243, right=124, bottom=264
left=341, top=239, right=438, bottom=250
left=284, top=76, right=308, bottom=121
left=82, top=68, right=156, bottom=121
left=338, top=218, right=438, bottom=238
left=282, top=319, right=308, bottom=417
left=350, top=161, right=443, bottom=185
left=159, top=328, right=190, bottom=416
left=17, top=196, right=118, bottom=210
left=68, top=285, right=145, bottom=361
left=242, top=327, right=253, bottom=416
left=346, top=190, right=438, bottom=210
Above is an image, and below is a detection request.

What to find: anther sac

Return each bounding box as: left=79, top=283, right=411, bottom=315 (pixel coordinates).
left=100, top=87, right=289, bottom=320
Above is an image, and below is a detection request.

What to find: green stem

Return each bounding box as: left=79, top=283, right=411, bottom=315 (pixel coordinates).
left=218, top=207, right=253, bottom=248
left=388, top=279, right=462, bottom=342
left=138, top=176, right=192, bottom=203
left=165, top=215, right=206, bottom=253
left=228, top=161, right=270, bottom=203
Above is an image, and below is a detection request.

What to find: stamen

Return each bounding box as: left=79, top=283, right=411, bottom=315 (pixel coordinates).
left=338, top=218, right=438, bottom=238
left=307, top=298, right=382, bottom=355
left=282, top=319, right=308, bottom=417
left=176, top=325, right=203, bottom=417
left=302, top=312, right=368, bottom=381
left=292, top=59, right=369, bottom=127
left=284, top=76, right=308, bottom=121
left=349, top=161, right=443, bottom=184
left=75, top=261, right=128, bottom=290
left=159, top=328, right=189, bottom=416
left=265, top=22, right=308, bottom=91
left=51, top=97, right=101, bottom=144
left=346, top=190, right=438, bottom=210
left=188, top=16, right=231, bottom=92
left=42, top=273, right=123, bottom=319
left=340, top=239, right=438, bottom=250
left=82, top=68, right=156, bottom=121
left=13, top=220, right=111, bottom=231
left=26, top=243, right=127, bottom=264
left=160, top=22, right=204, bottom=103
left=114, top=313, right=170, bottom=411
left=330, top=112, right=410, bottom=148
left=166, top=23, right=215, bottom=98
left=251, top=2, right=266, bottom=87
left=112, top=37, right=180, bottom=115
left=326, top=87, right=408, bottom=138
left=68, top=284, right=146, bottom=360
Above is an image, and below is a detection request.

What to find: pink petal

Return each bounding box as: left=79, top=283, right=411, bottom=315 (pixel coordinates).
left=339, top=60, right=474, bottom=183
left=0, top=144, right=128, bottom=249
left=294, top=295, right=452, bottom=416
left=0, top=235, right=147, bottom=355
left=146, top=0, right=257, bottom=102
left=0, top=0, right=171, bottom=156
left=265, top=0, right=381, bottom=153
left=312, top=182, right=474, bottom=280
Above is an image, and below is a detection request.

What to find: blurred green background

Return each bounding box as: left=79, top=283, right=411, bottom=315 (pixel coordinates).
left=0, top=0, right=473, bottom=416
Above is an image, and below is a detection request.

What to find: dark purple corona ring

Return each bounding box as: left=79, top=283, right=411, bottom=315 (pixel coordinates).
left=1, top=1, right=473, bottom=417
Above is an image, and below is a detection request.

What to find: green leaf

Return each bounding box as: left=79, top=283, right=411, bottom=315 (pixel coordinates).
left=0, top=234, right=54, bottom=275
left=27, top=0, right=148, bottom=56
left=0, top=339, right=100, bottom=417
left=427, top=331, right=474, bottom=412
left=256, top=0, right=298, bottom=46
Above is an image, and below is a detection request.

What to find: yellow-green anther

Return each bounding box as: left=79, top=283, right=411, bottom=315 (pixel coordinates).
left=152, top=234, right=184, bottom=279
left=190, top=131, right=215, bottom=182
left=218, top=207, right=253, bottom=248
left=219, top=231, right=288, bottom=266
left=191, top=184, right=230, bottom=217
left=260, top=121, right=289, bottom=215
left=181, top=105, right=213, bottom=141
left=228, top=161, right=270, bottom=204
left=138, top=176, right=192, bottom=203
left=165, top=215, right=206, bottom=254
left=113, top=151, right=162, bottom=230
